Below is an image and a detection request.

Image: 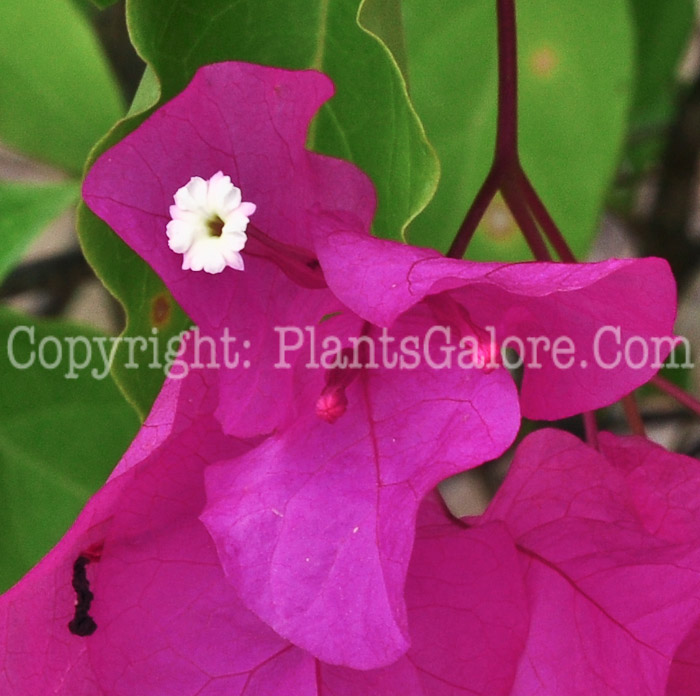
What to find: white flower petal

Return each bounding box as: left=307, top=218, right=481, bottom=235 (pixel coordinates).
left=221, top=187, right=243, bottom=215
left=204, top=257, right=227, bottom=274
left=222, top=212, right=249, bottom=235
left=174, top=176, right=207, bottom=211
left=207, top=172, right=234, bottom=209
left=183, top=246, right=205, bottom=272
left=221, top=247, right=245, bottom=271
left=166, top=220, right=195, bottom=253
left=167, top=172, right=255, bottom=273
left=238, top=201, right=257, bottom=217
left=221, top=227, right=248, bottom=252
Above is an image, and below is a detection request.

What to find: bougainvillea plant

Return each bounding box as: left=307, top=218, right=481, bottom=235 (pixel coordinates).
left=1, top=0, right=700, bottom=694
left=80, top=60, right=678, bottom=667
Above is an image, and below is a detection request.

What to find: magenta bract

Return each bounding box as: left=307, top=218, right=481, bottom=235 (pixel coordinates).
left=3, top=407, right=699, bottom=694
left=483, top=429, right=700, bottom=695
left=80, top=61, right=679, bottom=667
left=0, top=377, right=528, bottom=695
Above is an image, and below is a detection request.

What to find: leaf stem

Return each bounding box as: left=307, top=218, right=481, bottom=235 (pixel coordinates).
left=448, top=0, right=559, bottom=262
left=621, top=394, right=646, bottom=437
left=652, top=375, right=700, bottom=419
left=583, top=411, right=599, bottom=449
left=447, top=169, right=499, bottom=259
left=516, top=166, right=576, bottom=262
left=495, top=0, right=518, bottom=160
left=501, top=178, right=552, bottom=260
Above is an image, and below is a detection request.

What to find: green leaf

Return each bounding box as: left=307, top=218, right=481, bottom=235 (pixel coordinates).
left=78, top=0, right=438, bottom=417
left=0, top=309, right=139, bottom=592
left=358, top=0, right=409, bottom=83
left=126, top=65, right=161, bottom=118
left=0, top=181, right=79, bottom=285
left=403, top=0, right=635, bottom=260
left=88, top=0, right=119, bottom=8
left=629, top=0, right=694, bottom=130
left=78, top=204, right=192, bottom=420
left=623, top=0, right=695, bottom=177
left=0, top=0, right=124, bottom=174
left=79, top=62, right=186, bottom=420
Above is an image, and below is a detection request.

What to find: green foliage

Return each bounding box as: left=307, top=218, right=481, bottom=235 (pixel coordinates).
left=0, top=0, right=124, bottom=174
left=403, top=0, right=635, bottom=260
left=78, top=0, right=438, bottom=417
left=621, top=0, right=695, bottom=180
left=661, top=344, right=695, bottom=390
left=629, top=0, right=695, bottom=130
left=0, top=182, right=79, bottom=285
left=78, top=204, right=192, bottom=420
left=358, top=0, right=409, bottom=83
left=0, top=309, right=139, bottom=592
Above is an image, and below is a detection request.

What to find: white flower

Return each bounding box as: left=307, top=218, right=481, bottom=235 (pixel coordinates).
left=166, top=171, right=256, bottom=274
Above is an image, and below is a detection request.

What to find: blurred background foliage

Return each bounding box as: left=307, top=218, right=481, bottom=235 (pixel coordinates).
left=0, top=0, right=698, bottom=592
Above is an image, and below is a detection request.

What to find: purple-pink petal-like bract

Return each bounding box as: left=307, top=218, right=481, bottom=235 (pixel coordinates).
left=315, top=230, right=677, bottom=419
left=482, top=429, right=700, bottom=696
left=0, top=371, right=529, bottom=695
left=82, top=61, right=679, bottom=667
left=201, top=315, right=518, bottom=667
left=3, top=392, right=700, bottom=695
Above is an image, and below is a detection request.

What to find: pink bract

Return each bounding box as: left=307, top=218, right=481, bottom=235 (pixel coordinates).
left=0, top=371, right=528, bottom=695
left=3, top=405, right=699, bottom=694
left=484, top=429, right=700, bottom=695
left=82, top=61, right=678, bottom=666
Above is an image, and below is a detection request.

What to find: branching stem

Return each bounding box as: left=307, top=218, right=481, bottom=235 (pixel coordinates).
left=448, top=0, right=566, bottom=262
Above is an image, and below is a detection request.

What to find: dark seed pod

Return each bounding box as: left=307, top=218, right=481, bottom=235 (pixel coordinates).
left=67, top=555, right=97, bottom=637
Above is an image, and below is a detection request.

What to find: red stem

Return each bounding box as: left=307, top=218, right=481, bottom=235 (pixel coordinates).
left=450, top=0, right=580, bottom=264
left=621, top=394, right=646, bottom=437
left=448, top=0, right=700, bottom=441
left=652, top=375, right=700, bottom=418
left=450, top=0, right=555, bottom=259
left=583, top=411, right=599, bottom=449
left=448, top=168, right=500, bottom=259
left=516, top=166, right=576, bottom=262
left=495, top=0, right=518, bottom=160
left=501, top=179, right=552, bottom=260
